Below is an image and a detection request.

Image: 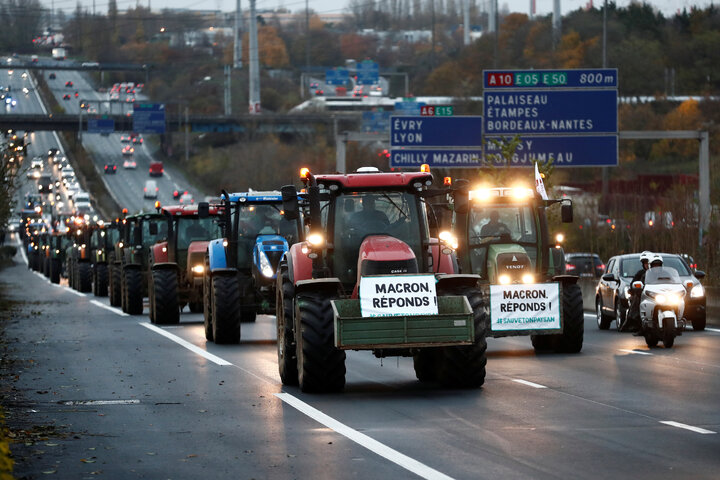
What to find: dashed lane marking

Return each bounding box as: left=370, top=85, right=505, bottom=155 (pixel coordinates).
left=618, top=349, right=653, bottom=356
left=660, top=421, right=716, bottom=435
left=60, top=399, right=140, bottom=406
left=275, top=393, right=455, bottom=480
left=90, top=300, right=129, bottom=316
left=512, top=379, right=547, bottom=389
left=139, top=323, right=232, bottom=366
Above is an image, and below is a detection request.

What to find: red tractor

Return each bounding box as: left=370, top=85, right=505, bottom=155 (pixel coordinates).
left=147, top=203, right=222, bottom=324
left=276, top=166, right=488, bottom=393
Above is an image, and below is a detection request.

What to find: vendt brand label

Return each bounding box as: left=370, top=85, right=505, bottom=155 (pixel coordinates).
left=490, top=283, right=561, bottom=331
left=360, top=275, right=438, bottom=318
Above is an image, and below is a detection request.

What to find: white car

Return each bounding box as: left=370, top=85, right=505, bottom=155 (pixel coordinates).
left=144, top=180, right=158, bottom=199
left=66, top=182, right=80, bottom=199
left=123, top=159, right=137, bottom=169
left=179, top=192, right=194, bottom=204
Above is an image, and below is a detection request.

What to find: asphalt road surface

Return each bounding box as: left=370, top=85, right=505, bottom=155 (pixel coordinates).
left=2, top=244, right=719, bottom=480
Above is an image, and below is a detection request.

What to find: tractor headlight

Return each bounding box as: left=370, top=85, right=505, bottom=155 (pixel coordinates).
left=438, top=231, right=458, bottom=251
left=498, top=274, right=511, bottom=285
left=521, top=273, right=535, bottom=284
left=307, top=232, right=324, bottom=247
left=690, top=284, right=704, bottom=298
left=192, top=264, right=205, bottom=275
left=259, top=251, right=274, bottom=278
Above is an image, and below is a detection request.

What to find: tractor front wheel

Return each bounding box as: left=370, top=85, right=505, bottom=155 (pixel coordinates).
left=152, top=269, right=179, bottom=325
left=211, top=274, right=241, bottom=344
left=124, top=268, right=144, bottom=315
left=296, top=292, right=346, bottom=393
left=276, top=266, right=298, bottom=386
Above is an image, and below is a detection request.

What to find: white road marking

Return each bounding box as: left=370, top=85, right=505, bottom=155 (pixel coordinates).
left=90, top=300, right=129, bottom=316
left=619, top=349, right=653, bottom=356
left=706, top=328, right=720, bottom=333
left=32, top=271, right=45, bottom=279
left=275, top=393, right=455, bottom=480
left=60, top=399, right=140, bottom=406
left=660, top=421, right=716, bottom=435
left=512, top=379, right=547, bottom=389
left=140, top=323, right=232, bottom=366
left=63, top=287, right=85, bottom=297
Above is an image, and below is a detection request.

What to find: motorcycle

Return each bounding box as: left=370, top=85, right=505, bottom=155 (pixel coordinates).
left=634, top=266, right=689, bottom=348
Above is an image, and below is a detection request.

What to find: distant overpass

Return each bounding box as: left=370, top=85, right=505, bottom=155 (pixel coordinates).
left=0, top=112, right=360, bottom=135
left=0, top=61, right=149, bottom=72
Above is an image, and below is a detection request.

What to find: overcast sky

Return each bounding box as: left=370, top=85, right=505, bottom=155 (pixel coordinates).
left=41, top=0, right=713, bottom=18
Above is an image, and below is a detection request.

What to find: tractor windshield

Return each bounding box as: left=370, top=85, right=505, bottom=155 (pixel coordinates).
left=330, top=191, right=426, bottom=285
left=467, top=205, right=538, bottom=277
left=140, top=217, right=168, bottom=247
left=176, top=217, right=222, bottom=250
left=235, top=203, right=300, bottom=270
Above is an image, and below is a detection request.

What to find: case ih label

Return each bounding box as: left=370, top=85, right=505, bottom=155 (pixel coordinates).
left=360, top=275, right=438, bottom=318
left=489, top=283, right=561, bottom=331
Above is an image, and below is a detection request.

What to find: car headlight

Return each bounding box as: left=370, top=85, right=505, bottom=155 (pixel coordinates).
left=192, top=264, right=204, bottom=275
left=690, top=284, right=704, bottom=298
left=258, top=251, right=274, bottom=278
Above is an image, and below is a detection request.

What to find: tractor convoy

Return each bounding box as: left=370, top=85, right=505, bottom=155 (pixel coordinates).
left=24, top=164, right=584, bottom=393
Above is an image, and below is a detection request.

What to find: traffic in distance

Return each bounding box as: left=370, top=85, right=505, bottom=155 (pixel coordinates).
left=3, top=59, right=719, bottom=479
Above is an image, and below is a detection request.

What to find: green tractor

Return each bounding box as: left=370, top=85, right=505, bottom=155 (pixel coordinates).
left=449, top=182, right=583, bottom=353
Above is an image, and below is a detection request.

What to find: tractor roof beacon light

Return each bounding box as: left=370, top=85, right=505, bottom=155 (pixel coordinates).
left=420, top=164, right=430, bottom=173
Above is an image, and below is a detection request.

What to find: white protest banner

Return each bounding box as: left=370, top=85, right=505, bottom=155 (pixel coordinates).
left=359, top=275, right=438, bottom=318
left=489, top=283, right=561, bottom=331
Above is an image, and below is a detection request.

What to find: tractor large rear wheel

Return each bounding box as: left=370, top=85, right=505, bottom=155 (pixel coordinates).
left=211, top=274, right=241, bottom=344
left=554, top=283, right=584, bottom=353
left=124, top=268, right=144, bottom=315
left=77, top=262, right=92, bottom=293
left=296, top=292, right=346, bottom=393
left=203, top=273, right=213, bottom=341
left=109, top=263, right=122, bottom=307
left=436, top=288, right=487, bottom=388
left=50, top=258, right=61, bottom=284
left=276, top=266, right=298, bottom=386
left=413, top=349, right=439, bottom=383
left=94, top=263, right=108, bottom=297
left=152, top=269, right=179, bottom=325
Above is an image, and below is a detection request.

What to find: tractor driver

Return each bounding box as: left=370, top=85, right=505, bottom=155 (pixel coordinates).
left=480, top=210, right=510, bottom=237
left=349, top=195, right=390, bottom=232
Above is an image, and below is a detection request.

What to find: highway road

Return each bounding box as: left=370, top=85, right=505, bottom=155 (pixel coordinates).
left=4, top=63, right=719, bottom=480
left=38, top=66, right=204, bottom=214
left=3, top=247, right=720, bottom=479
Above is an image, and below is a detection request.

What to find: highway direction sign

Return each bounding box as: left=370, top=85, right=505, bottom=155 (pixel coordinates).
left=356, top=60, right=379, bottom=85
left=483, top=90, right=618, bottom=135
left=132, top=103, right=165, bottom=134
left=390, top=116, right=483, bottom=147
left=484, top=69, right=618, bottom=89
left=87, top=117, right=114, bottom=134
left=390, top=149, right=484, bottom=168
left=325, top=68, right=349, bottom=86
left=484, top=135, right=619, bottom=167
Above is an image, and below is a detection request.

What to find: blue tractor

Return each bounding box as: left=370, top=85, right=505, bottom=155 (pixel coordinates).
left=204, top=190, right=303, bottom=344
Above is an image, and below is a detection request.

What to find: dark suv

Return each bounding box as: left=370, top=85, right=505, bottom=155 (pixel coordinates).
left=565, top=253, right=604, bottom=278
left=596, top=253, right=706, bottom=331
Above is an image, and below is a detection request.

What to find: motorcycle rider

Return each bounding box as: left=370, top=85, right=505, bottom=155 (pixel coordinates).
left=626, top=251, right=652, bottom=332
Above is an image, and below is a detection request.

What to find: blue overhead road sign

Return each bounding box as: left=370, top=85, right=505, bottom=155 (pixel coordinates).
left=133, top=103, right=166, bottom=134
left=483, top=90, right=618, bottom=135
left=87, top=117, right=114, bottom=134
left=390, top=116, right=483, bottom=147
left=390, top=149, right=484, bottom=168
left=325, top=68, right=349, bottom=86
left=484, top=69, right=618, bottom=89
left=484, top=136, right=619, bottom=167
left=357, top=60, right=379, bottom=85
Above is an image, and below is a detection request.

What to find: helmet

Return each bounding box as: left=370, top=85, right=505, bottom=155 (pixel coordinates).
left=649, top=254, right=663, bottom=266
left=640, top=251, right=652, bottom=263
